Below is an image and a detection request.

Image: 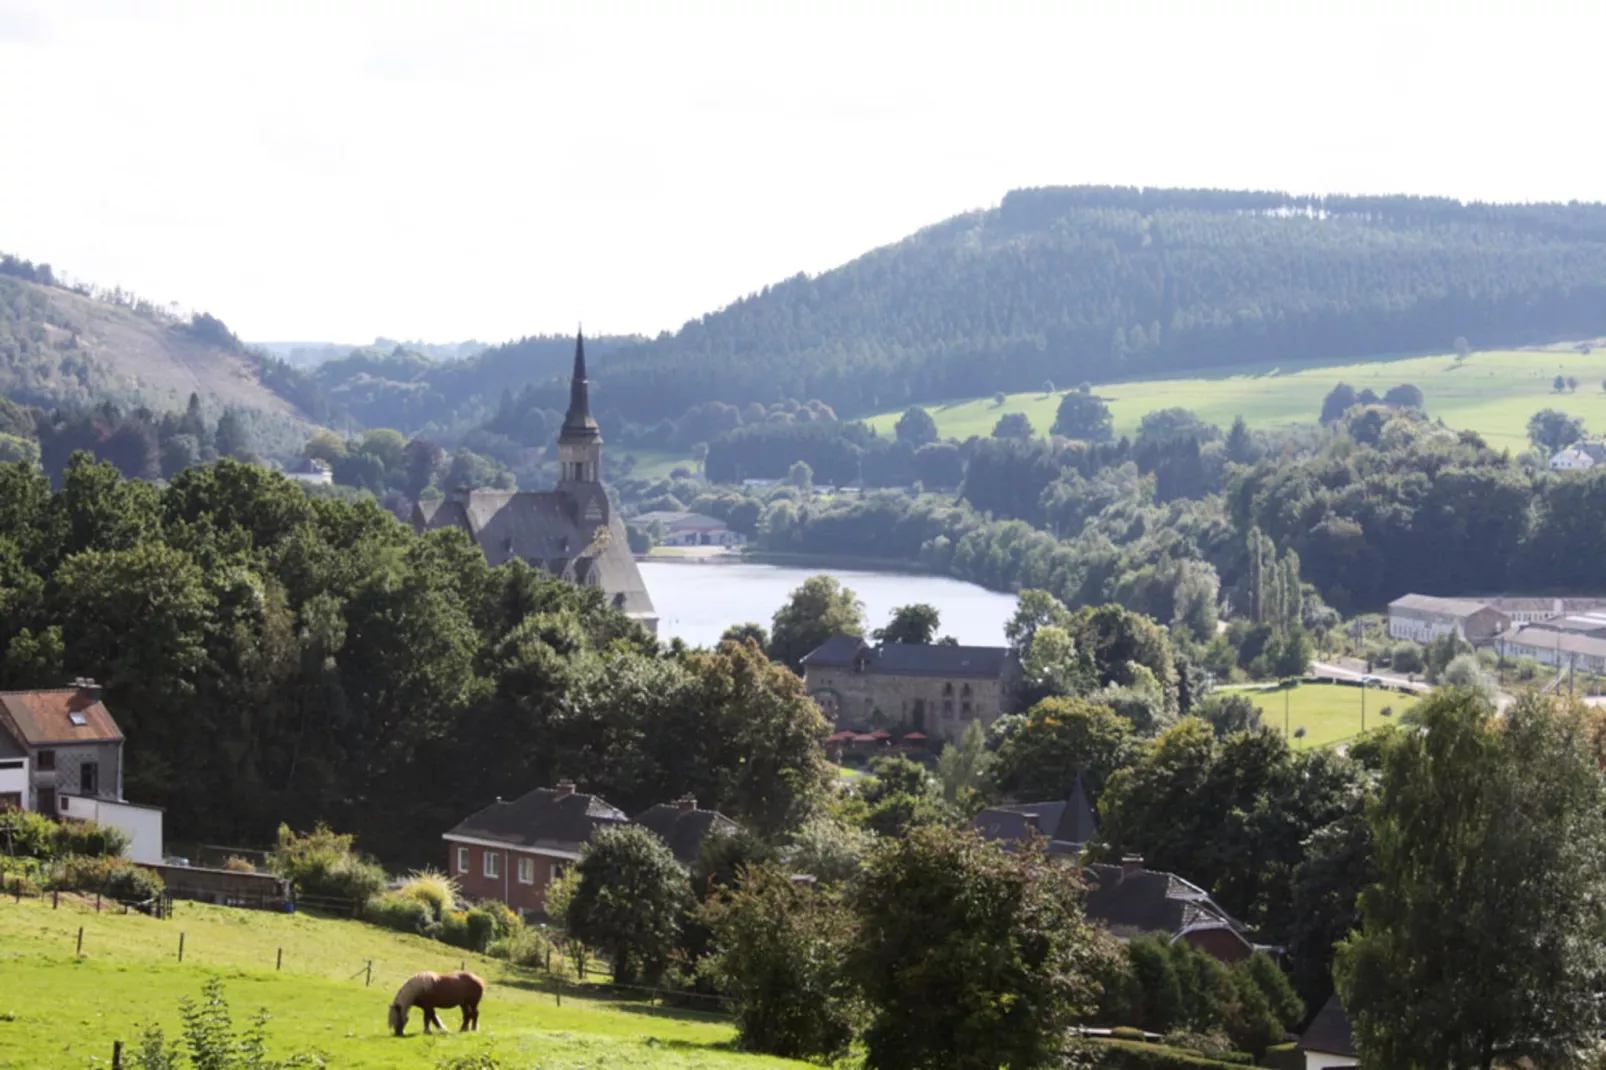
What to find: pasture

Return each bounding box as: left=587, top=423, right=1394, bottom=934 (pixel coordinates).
left=1245, top=681, right=1420, bottom=750
left=864, top=346, right=1606, bottom=450
left=0, top=895, right=791, bottom=1070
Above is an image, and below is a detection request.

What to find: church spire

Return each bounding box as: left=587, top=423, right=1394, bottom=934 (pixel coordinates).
left=561, top=326, right=600, bottom=443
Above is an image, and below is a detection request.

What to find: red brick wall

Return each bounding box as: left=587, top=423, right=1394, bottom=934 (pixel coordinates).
left=1183, top=928, right=1252, bottom=964
left=446, top=840, right=568, bottom=918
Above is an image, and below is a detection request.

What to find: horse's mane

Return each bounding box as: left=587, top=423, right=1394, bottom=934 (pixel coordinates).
left=392, top=971, right=440, bottom=1008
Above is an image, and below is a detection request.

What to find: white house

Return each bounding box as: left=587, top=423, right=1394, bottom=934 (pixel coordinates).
left=282, top=458, right=333, bottom=486
left=1386, top=595, right=1510, bottom=645
left=1549, top=446, right=1597, bottom=471
left=1297, top=995, right=1358, bottom=1070
left=629, top=510, right=745, bottom=548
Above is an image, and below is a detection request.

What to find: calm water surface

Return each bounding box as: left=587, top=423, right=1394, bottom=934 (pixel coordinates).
left=638, top=561, right=1019, bottom=649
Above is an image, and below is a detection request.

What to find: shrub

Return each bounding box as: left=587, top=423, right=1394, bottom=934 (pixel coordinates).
left=0, top=808, right=58, bottom=858
left=126, top=976, right=325, bottom=1069
left=363, top=892, right=432, bottom=934
left=396, top=868, right=460, bottom=920
left=435, top=1053, right=505, bottom=1070
left=1161, top=1033, right=1250, bottom=1063
left=464, top=902, right=519, bottom=952
left=427, top=910, right=473, bottom=949
left=1084, top=1038, right=1248, bottom=1070
left=487, top=926, right=553, bottom=969
left=1389, top=643, right=1423, bottom=674
left=49, top=856, right=164, bottom=902
left=222, top=856, right=257, bottom=873
left=270, top=823, right=386, bottom=904
left=1111, top=1026, right=1149, bottom=1041
left=53, top=819, right=130, bottom=859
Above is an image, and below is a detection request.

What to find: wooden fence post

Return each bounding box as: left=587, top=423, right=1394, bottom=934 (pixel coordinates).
left=276, top=948, right=282, bottom=971
left=365, top=960, right=372, bottom=987
left=76, top=926, right=83, bottom=956
left=178, top=932, right=185, bottom=963
left=112, top=1040, right=122, bottom=1070
left=52, top=889, right=58, bottom=909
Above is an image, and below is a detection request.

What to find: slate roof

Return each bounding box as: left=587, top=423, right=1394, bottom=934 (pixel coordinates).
left=629, top=510, right=727, bottom=530
left=972, top=775, right=1098, bottom=855
left=1496, top=626, right=1606, bottom=659
left=1386, top=594, right=1498, bottom=619
left=413, top=491, right=656, bottom=623
left=801, top=636, right=1012, bottom=679
left=0, top=689, right=123, bottom=747
left=1299, top=994, right=1356, bottom=1057
left=443, top=786, right=630, bottom=855
left=631, top=801, right=743, bottom=867
left=1080, top=864, right=1251, bottom=948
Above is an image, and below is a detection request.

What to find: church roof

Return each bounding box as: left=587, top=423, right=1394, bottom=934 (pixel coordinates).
left=414, top=492, right=656, bottom=622
left=561, top=329, right=600, bottom=443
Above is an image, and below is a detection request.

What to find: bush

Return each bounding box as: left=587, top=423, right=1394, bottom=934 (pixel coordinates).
left=396, top=868, right=460, bottom=920
left=270, top=823, right=386, bottom=904
left=1389, top=642, right=1423, bottom=674
left=1085, top=1038, right=1250, bottom=1070
left=464, top=902, right=519, bottom=952
left=363, top=892, right=432, bottom=934
left=1110, top=1026, right=1149, bottom=1041
left=125, top=976, right=326, bottom=1069
left=1161, top=1034, right=1251, bottom=1063
left=487, top=926, right=553, bottom=969
left=435, top=1054, right=505, bottom=1070
left=222, top=856, right=257, bottom=873
left=54, top=820, right=131, bottom=859
left=0, top=808, right=58, bottom=858
left=50, top=856, right=164, bottom=902
left=426, top=910, right=473, bottom=949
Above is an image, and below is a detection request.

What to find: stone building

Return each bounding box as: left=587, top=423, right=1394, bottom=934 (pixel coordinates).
left=412, top=332, right=657, bottom=633
left=1385, top=594, right=1509, bottom=645
left=800, top=636, right=1021, bottom=741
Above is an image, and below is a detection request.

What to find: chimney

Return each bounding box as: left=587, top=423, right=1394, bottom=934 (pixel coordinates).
left=77, top=677, right=102, bottom=703
left=553, top=779, right=576, bottom=800
left=676, top=794, right=697, bottom=813
left=1121, top=854, right=1144, bottom=875
left=451, top=484, right=473, bottom=505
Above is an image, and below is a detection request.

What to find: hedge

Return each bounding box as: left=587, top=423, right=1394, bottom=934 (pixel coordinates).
left=1083, top=1038, right=1251, bottom=1070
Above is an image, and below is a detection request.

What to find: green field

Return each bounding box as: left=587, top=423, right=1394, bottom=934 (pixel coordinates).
left=865, top=346, right=1606, bottom=450
left=1245, top=682, right=1420, bottom=749
left=0, top=895, right=791, bottom=1070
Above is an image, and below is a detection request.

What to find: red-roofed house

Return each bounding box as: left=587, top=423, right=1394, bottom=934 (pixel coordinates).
left=0, top=679, right=163, bottom=863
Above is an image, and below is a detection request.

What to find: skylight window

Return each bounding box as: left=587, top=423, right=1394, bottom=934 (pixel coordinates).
left=68, top=712, right=87, bottom=727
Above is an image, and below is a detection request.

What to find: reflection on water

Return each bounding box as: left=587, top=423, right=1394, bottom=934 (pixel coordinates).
left=638, top=561, right=1019, bottom=649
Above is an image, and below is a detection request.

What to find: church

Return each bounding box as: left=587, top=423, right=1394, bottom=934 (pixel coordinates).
left=410, top=332, right=659, bottom=633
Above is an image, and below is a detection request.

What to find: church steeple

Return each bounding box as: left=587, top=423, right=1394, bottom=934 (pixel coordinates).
left=560, top=327, right=600, bottom=444
left=558, top=327, right=602, bottom=485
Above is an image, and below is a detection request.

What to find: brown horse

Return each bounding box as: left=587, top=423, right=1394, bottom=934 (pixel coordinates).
left=388, top=970, right=485, bottom=1036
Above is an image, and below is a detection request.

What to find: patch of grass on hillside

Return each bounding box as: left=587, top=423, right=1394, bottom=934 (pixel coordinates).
left=0, top=896, right=792, bottom=1070
left=620, top=450, right=700, bottom=481
left=865, top=348, right=1606, bottom=450
left=1247, top=682, right=1419, bottom=750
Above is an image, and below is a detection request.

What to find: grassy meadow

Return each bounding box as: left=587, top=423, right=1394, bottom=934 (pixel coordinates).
left=0, top=895, right=792, bottom=1070
left=864, top=346, right=1606, bottom=450
left=1243, top=682, right=1420, bottom=750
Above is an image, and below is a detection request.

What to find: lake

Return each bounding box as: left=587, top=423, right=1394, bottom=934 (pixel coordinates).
left=637, top=560, right=1020, bottom=649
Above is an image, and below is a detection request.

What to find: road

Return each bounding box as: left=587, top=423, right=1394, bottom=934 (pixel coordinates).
left=1309, top=660, right=1430, bottom=693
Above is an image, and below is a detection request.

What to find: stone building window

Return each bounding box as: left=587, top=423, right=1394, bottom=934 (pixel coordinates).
left=943, top=699, right=954, bottom=716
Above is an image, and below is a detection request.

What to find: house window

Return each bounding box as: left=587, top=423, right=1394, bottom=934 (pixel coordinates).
left=38, top=787, right=55, bottom=814
left=962, top=701, right=973, bottom=718
left=943, top=700, right=954, bottom=716
left=456, top=847, right=469, bottom=873
left=484, top=851, right=501, bottom=879
left=80, top=762, right=99, bottom=796
left=517, top=857, right=535, bottom=884
left=552, top=862, right=567, bottom=881
left=36, top=749, right=55, bottom=772
left=0, top=793, right=19, bottom=810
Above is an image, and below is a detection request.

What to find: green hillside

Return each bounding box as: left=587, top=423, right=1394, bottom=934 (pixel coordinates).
left=0, top=895, right=787, bottom=1070
left=865, top=346, right=1606, bottom=451
left=513, top=187, right=1606, bottom=429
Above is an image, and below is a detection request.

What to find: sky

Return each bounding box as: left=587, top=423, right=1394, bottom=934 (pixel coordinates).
left=1, top=0, right=1602, bottom=346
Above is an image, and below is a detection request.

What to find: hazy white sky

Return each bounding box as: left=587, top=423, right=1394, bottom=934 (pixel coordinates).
left=1, top=0, right=1600, bottom=345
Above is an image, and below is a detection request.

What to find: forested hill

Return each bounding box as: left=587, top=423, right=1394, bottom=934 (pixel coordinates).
left=547, top=186, right=1606, bottom=423
left=0, top=260, right=321, bottom=459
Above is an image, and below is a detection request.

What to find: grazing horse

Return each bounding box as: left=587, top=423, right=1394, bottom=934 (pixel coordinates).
left=388, top=970, right=485, bottom=1036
